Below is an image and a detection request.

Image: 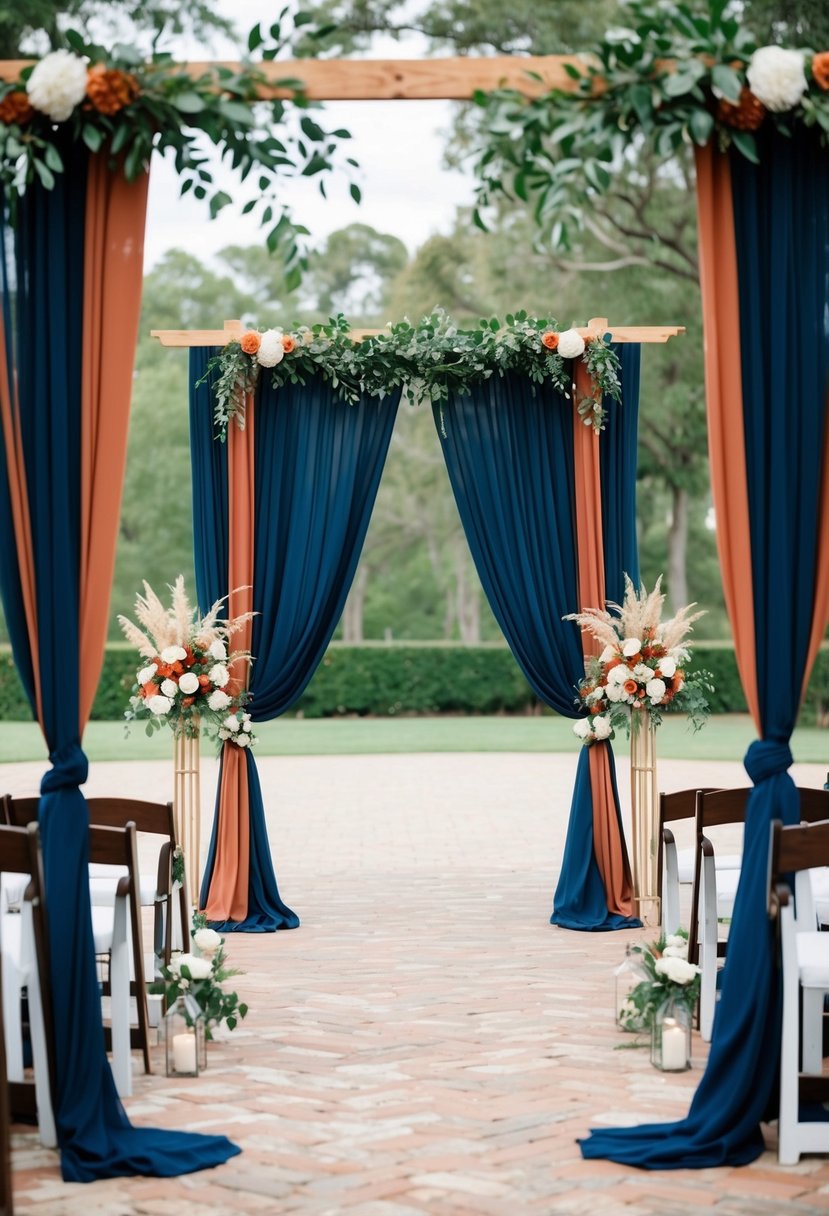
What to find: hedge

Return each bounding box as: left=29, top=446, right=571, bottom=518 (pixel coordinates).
left=1, top=641, right=827, bottom=724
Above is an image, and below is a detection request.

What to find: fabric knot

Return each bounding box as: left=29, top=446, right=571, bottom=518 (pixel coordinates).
left=41, top=740, right=89, bottom=794
left=744, top=738, right=793, bottom=785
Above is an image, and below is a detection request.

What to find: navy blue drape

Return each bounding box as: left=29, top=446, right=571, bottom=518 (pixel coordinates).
left=0, top=152, right=238, bottom=1180
left=582, top=127, right=829, bottom=1167
left=190, top=351, right=400, bottom=929
left=434, top=350, right=641, bottom=931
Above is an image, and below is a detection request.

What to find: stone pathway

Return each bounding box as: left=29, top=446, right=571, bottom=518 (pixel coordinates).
left=3, top=750, right=829, bottom=1215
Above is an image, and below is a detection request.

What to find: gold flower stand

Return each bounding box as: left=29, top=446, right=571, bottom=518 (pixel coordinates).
left=630, top=709, right=660, bottom=927
left=173, top=729, right=201, bottom=907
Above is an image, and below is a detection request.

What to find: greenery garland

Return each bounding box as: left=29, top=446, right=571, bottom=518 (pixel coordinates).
left=201, top=309, right=623, bottom=441
left=0, top=17, right=355, bottom=285
left=470, top=0, right=829, bottom=252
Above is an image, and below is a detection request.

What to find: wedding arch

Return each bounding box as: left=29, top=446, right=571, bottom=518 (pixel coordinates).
left=0, top=24, right=827, bottom=1188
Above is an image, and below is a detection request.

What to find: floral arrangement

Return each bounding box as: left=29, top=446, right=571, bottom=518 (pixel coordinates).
left=151, top=915, right=248, bottom=1039
left=118, top=576, right=255, bottom=748
left=203, top=309, right=622, bottom=440
left=471, top=0, right=829, bottom=251
left=0, top=18, right=354, bottom=281
left=566, top=575, right=712, bottom=746
left=618, top=929, right=701, bottom=1033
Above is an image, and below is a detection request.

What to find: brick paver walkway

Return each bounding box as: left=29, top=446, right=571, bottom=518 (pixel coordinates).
left=3, top=750, right=829, bottom=1214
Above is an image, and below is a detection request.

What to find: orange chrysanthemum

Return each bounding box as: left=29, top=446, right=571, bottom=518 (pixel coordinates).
left=0, top=91, right=33, bottom=126
left=240, top=330, right=261, bottom=355
left=623, top=678, right=639, bottom=697
left=282, top=335, right=297, bottom=353
left=541, top=331, right=559, bottom=351
left=85, top=65, right=138, bottom=116
left=813, top=51, right=829, bottom=91
left=716, top=87, right=766, bottom=132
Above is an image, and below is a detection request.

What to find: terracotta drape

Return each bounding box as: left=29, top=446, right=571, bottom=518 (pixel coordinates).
left=572, top=362, right=635, bottom=918
left=201, top=393, right=255, bottom=922
left=694, top=145, right=760, bottom=728
left=78, top=157, right=150, bottom=724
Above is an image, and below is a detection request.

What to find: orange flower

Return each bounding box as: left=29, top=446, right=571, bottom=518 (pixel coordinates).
left=813, top=52, right=829, bottom=91
left=182, top=696, right=195, bottom=708
left=282, top=335, right=297, bottom=353
left=0, top=91, right=33, bottom=126
left=155, top=661, right=173, bottom=679
left=85, top=64, right=138, bottom=116
left=623, top=678, right=639, bottom=697
left=716, top=87, right=765, bottom=132
left=240, top=330, right=261, bottom=355
left=541, top=331, right=559, bottom=351
left=605, top=657, right=622, bottom=672
left=140, top=681, right=158, bottom=699
left=198, top=674, right=211, bottom=689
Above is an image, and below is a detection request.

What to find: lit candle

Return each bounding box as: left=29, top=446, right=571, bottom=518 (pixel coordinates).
left=172, top=1032, right=197, bottom=1074
left=660, top=1018, right=687, bottom=1071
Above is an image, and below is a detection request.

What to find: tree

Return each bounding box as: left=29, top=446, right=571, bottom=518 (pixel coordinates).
left=2, top=0, right=232, bottom=57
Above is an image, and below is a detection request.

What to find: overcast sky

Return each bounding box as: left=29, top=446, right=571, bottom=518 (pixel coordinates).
left=143, top=0, right=476, bottom=270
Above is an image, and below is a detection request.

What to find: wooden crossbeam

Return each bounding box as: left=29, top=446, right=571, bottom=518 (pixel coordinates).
left=151, top=318, right=685, bottom=348
left=0, top=56, right=590, bottom=100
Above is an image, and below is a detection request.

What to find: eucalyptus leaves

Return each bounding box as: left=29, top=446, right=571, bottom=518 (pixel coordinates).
left=202, top=310, right=623, bottom=440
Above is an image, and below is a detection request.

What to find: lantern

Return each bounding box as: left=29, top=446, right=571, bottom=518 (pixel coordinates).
left=163, top=993, right=206, bottom=1077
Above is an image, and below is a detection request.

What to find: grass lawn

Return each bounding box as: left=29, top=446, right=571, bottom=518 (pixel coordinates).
left=0, top=714, right=827, bottom=765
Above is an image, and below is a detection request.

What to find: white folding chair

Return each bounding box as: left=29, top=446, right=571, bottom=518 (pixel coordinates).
left=771, top=817, right=829, bottom=1164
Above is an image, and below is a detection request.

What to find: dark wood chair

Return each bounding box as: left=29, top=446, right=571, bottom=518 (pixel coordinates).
left=0, top=823, right=55, bottom=1150
left=0, top=959, right=15, bottom=1216
left=658, top=788, right=718, bottom=935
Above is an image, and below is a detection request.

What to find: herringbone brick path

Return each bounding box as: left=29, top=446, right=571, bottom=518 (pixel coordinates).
left=3, top=750, right=829, bottom=1214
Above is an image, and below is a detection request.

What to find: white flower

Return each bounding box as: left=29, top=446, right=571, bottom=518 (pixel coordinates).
left=586, top=686, right=605, bottom=704
left=208, top=639, right=227, bottom=661
left=194, top=928, right=222, bottom=956
left=147, top=694, right=173, bottom=716
left=160, top=645, right=187, bottom=664
left=593, top=715, right=612, bottom=740
left=218, top=728, right=231, bottom=740
left=622, top=638, right=641, bottom=658
left=633, top=663, right=651, bottom=680
left=605, top=27, right=640, bottom=45
left=659, top=657, right=677, bottom=678
left=646, top=677, right=667, bottom=704
left=599, top=645, right=616, bottom=663
left=209, top=663, right=230, bottom=688
left=557, top=328, right=586, bottom=360
left=655, top=956, right=699, bottom=985
left=257, top=328, right=285, bottom=367
left=177, top=953, right=212, bottom=980
left=26, top=50, right=88, bottom=122
left=137, top=664, right=157, bottom=686
left=747, top=46, right=807, bottom=112
left=665, top=934, right=687, bottom=949
left=208, top=689, right=231, bottom=711
left=606, top=664, right=630, bottom=685
left=241, top=713, right=252, bottom=726
left=235, top=733, right=251, bottom=748
left=662, top=942, right=689, bottom=959
left=160, top=678, right=178, bottom=698
left=573, top=718, right=592, bottom=740
left=223, top=714, right=241, bottom=733
left=606, top=682, right=625, bottom=702
left=178, top=672, right=200, bottom=695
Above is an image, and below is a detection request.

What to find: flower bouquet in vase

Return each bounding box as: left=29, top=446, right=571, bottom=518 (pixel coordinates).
left=566, top=576, right=712, bottom=926
left=119, top=577, right=255, bottom=903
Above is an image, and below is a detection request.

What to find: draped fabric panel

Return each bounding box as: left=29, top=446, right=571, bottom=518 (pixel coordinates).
left=190, top=352, right=400, bottom=930
left=434, top=352, right=641, bottom=931
left=0, top=147, right=239, bottom=1180
left=581, top=128, right=829, bottom=1168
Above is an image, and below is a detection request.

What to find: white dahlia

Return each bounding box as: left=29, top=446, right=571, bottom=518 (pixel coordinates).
left=556, top=328, right=586, bottom=360
left=746, top=46, right=807, bottom=112
left=257, top=329, right=285, bottom=367
left=27, top=50, right=87, bottom=122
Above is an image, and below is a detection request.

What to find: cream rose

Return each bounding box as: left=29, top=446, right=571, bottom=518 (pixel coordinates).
left=257, top=329, right=285, bottom=367
left=593, top=715, right=612, bottom=740
left=622, top=638, right=642, bottom=658
left=178, top=672, right=200, bottom=695
left=160, top=645, right=187, bottom=664
left=747, top=45, right=807, bottom=112
left=556, top=328, right=586, bottom=360
left=659, top=657, right=677, bottom=678
left=208, top=689, right=231, bottom=711
left=147, top=694, right=173, bottom=715
left=573, top=718, right=592, bottom=740
left=655, top=956, right=699, bottom=985
left=209, top=663, right=230, bottom=688
left=223, top=714, right=241, bottom=733
left=137, top=664, right=157, bottom=686
left=177, top=953, right=212, bottom=980
left=646, top=677, right=667, bottom=704
left=193, top=928, right=222, bottom=956
left=208, top=639, right=227, bottom=661
left=160, top=678, right=178, bottom=698
left=27, top=50, right=87, bottom=122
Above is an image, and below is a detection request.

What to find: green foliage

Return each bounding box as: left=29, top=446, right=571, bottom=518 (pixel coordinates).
left=469, top=0, right=829, bottom=256
left=150, top=922, right=247, bottom=1039
left=205, top=310, right=622, bottom=440
left=1, top=18, right=356, bottom=281
left=618, top=930, right=700, bottom=1033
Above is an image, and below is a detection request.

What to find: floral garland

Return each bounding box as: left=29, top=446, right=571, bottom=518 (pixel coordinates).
left=0, top=20, right=353, bottom=279
left=566, top=575, right=713, bottom=746
left=151, top=915, right=248, bottom=1040
left=618, top=929, right=701, bottom=1034
left=119, top=576, right=255, bottom=749
left=471, top=0, right=829, bottom=246
left=202, top=309, right=623, bottom=440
